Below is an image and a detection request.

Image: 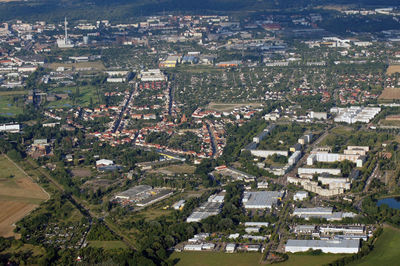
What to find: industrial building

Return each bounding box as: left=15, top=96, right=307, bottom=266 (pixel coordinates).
left=213, top=165, right=256, bottom=182
left=320, top=225, right=365, bottom=235
left=244, top=222, right=270, bottom=227
left=285, top=239, right=360, bottom=254
left=330, top=106, right=381, bottom=124
left=172, top=200, right=186, bottom=210
left=188, top=233, right=209, bottom=243
left=159, top=55, right=181, bottom=68
left=225, top=243, right=236, bottom=253
left=242, top=191, right=284, bottom=209
left=184, top=243, right=215, bottom=251
left=292, top=207, right=357, bottom=221
left=310, top=111, right=327, bottom=120
left=114, top=185, right=152, bottom=200
left=138, top=69, right=167, bottom=82
left=293, top=225, right=316, bottom=234
left=186, top=193, right=224, bottom=222
left=293, top=191, right=308, bottom=201
left=135, top=189, right=174, bottom=207
left=96, top=159, right=114, bottom=167
left=0, top=123, right=20, bottom=133
left=245, top=227, right=260, bottom=233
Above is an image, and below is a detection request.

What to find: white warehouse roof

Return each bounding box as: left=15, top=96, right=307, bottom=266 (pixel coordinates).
left=285, top=239, right=360, bottom=254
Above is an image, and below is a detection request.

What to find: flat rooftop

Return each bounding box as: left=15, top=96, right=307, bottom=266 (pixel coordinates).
left=286, top=239, right=360, bottom=249
left=116, top=185, right=152, bottom=198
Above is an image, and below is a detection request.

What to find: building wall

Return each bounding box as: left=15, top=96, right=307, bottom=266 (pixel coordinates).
left=285, top=245, right=359, bottom=254
left=250, top=150, right=288, bottom=158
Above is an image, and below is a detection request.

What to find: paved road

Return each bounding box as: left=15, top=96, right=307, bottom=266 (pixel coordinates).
left=261, top=201, right=291, bottom=263
left=363, top=164, right=379, bottom=193
left=112, top=84, right=136, bottom=133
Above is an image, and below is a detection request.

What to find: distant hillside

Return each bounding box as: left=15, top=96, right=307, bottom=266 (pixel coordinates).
left=0, top=0, right=398, bottom=22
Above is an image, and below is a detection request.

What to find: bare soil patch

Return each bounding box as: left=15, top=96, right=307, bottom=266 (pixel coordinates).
left=0, top=201, right=38, bottom=238
left=386, top=65, right=400, bottom=75
left=71, top=168, right=92, bottom=178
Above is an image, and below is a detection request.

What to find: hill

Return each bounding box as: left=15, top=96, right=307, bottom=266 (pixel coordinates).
left=0, top=0, right=398, bottom=22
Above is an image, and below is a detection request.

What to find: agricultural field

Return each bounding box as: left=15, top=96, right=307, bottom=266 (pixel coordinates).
left=350, top=226, right=400, bottom=266
left=170, top=252, right=345, bottom=266
left=0, top=155, right=49, bottom=237
left=379, top=87, right=400, bottom=100
left=206, top=102, right=263, bottom=112
left=378, top=118, right=400, bottom=127
left=386, top=65, right=400, bottom=75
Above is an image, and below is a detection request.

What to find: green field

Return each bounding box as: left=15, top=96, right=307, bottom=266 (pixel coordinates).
left=279, top=254, right=346, bottom=266
left=170, top=252, right=345, bottom=266
left=0, top=91, right=27, bottom=96
left=0, top=95, right=24, bottom=116
left=88, top=240, right=128, bottom=250
left=46, top=85, right=101, bottom=108
left=350, top=226, right=400, bottom=266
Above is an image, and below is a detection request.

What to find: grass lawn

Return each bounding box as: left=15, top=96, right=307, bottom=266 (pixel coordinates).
left=161, top=164, right=196, bottom=174
left=46, top=85, right=101, bottom=108
left=278, top=254, right=346, bottom=266
left=88, top=240, right=128, bottom=249
left=170, top=252, right=262, bottom=266
left=170, top=252, right=345, bottom=266
left=0, top=91, right=27, bottom=96
left=379, top=119, right=400, bottom=127
left=349, top=226, right=400, bottom=266
left=0, top=95, right=24, bottom=116
left=0, top=243, right=45, bottom=257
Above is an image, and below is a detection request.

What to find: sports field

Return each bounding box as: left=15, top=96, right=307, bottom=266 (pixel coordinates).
left=170, top=252, right=345, bottom=266
left=350, top=226, right=400, bottom=266
left=0, top=155, right=49, bottom=237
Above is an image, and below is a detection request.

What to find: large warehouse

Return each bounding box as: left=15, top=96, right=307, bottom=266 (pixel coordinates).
left=285, top=239, right=360, bottom=254
left=242, top=191, right=284, bottom=209
left=115, top=185, right=152, bottom=200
